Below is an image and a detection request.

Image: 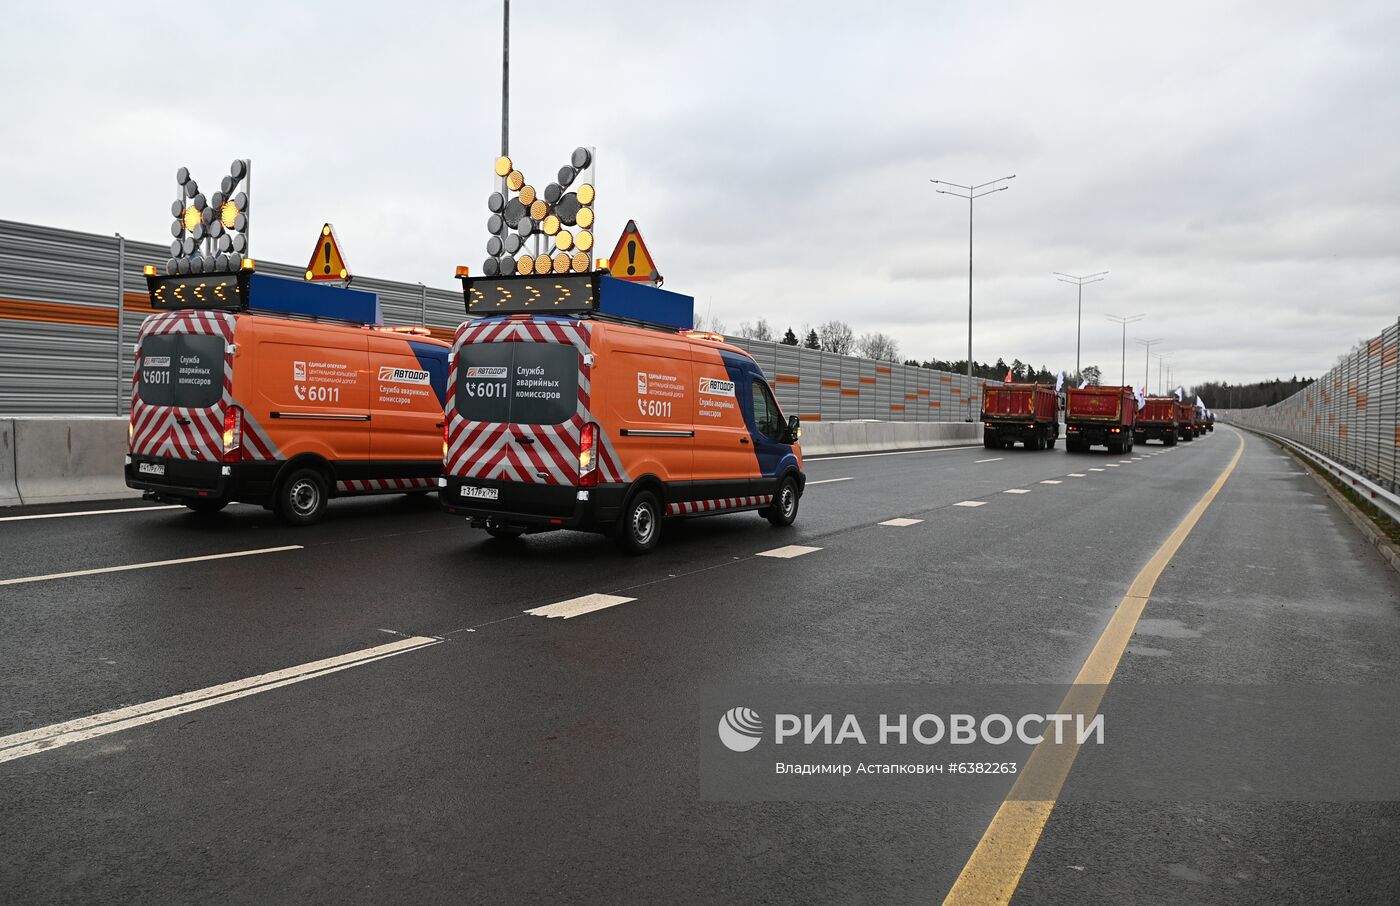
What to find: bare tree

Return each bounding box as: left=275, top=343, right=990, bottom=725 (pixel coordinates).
left=856, top=331, right=900, bottom=363
left=737, top=318, right=774, bottom=342
left=816, top=320, right=855, bottom=355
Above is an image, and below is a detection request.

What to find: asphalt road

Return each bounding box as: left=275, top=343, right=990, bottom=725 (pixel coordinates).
left=1, top=427, right=1397, bottom=904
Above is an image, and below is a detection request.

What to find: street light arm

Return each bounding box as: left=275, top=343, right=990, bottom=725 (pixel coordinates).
left=935, top=188, right=971, bottom=199
left=929, top=179, right=971, bottom=191
left=971, top=185, right=1009, bottom=199
left=971, top=174, right=1017, bottom=191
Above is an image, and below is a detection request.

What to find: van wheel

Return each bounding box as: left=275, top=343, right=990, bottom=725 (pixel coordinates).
left=183, top=499, right=227, bottom=515
left=615, top=490, right=661, bottom=555
left=276, top=468, right=328, bottom=526
left=764, top=476, right=800, bottom=527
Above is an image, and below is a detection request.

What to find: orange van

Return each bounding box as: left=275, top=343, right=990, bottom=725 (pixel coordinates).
left=125, top=269, right=450, bottom=524
left=440, top=273, right=805, bottom=553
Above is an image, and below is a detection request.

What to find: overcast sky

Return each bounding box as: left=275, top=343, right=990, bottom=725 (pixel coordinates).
left=4, top=0, right=1398, bottom=390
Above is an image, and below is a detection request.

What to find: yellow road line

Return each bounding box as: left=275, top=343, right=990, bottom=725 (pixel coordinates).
left=940, top=427, right=1246, bottom=906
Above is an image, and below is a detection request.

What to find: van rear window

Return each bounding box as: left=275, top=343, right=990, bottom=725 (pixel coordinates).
left=139, top=334, right=225, bottom=408
left=456, top=342, right=578, bottom=425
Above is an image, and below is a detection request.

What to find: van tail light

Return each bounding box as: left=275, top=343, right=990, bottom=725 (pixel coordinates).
left=443, top=422, right=451, bottom=462
left=222, top=406, right=243, bottom=462
left=578, top=422, right=598, bottom=487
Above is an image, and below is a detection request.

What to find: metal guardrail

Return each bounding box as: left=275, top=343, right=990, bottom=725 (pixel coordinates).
left=1221, top=317, right=1400, bottom=494
left=1, top=218, right=997, bottom=421
left=1238, top=425, right=1400, bottom=525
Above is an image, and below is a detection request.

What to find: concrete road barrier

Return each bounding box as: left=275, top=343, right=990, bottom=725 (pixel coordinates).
left=799, top=420, right=980, bottom=456
left=0, top=419, right=19, bottom=507
left=0, top=416, right=980, bottom=508
left=10, top=416, right=136, bottom=506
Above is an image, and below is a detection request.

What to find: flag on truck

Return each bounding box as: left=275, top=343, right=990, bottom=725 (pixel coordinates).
left=1195, top=395, right=1205, bottom=411
left=1004, top=368, right=1013, bottom=383
left=1175, top=386, right=1184, bottom=402
left=1134, top=386, right=1146, bottom=410
left=1055, top=370, right=1065, bottom=392
left=1079, top=379, right=1090, bottom=389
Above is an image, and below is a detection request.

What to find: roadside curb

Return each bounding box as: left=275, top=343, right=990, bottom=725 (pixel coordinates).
left=1263, top=435, right=1400, bottom=576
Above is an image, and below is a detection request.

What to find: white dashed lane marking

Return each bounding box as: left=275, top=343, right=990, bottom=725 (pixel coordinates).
left=954, top=501, right=987, bottom=508
left=0, top=635, right=441, bottom=764
left=757, top=545, right=822, bottom=559
left=1040, top=480, right=1062, bottom=485
left=807, top=477, right=854, bottom=485
left=1105, top=464, right=1121, bottom=468
left=0, top=546, right=304, bottom=587
left=1067, top=473, right=1086, bottom=477
left=1090, top=468, right=1106, bottom=472
left=975, top=458, right=1003, bottom=463
left=1004, top=489, right=1031, bottom=495
left=879, top=518, right=924, bottom=527
left=0, top=505, right=182, bottom=523
left=525, top=594, right=637, bottom=619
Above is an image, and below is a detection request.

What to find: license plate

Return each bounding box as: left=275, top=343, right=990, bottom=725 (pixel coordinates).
left=138, top=462, right=165, bottom=476
left=460, top=485, right=499, bottom=501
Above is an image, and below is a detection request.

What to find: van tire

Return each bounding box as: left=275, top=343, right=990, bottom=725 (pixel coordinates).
left=183, top=499, right=227, bottom=515
left=763, top=476, right=800, bottom=527
left=615, top=490, right=662, bottom=555
left=275, top=468, right=329, bottom=526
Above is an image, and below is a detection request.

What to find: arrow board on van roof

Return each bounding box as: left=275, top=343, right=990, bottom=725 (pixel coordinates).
left=607, top=221, right=661, bottom=286
left=304, top=223, right=351, bottom=283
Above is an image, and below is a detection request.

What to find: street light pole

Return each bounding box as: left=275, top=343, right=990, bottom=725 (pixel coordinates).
left=1054, top=271, right=1107, bottom=378
left=1105, top=313, right=1144, bottom=387
left=1134, top=337, right=1163, bottom=392
left=501, top=0, right=510, bottom=156
left=1153, top=352, right=1170, bottom=395
left=931, top=175, right=1016, bottom=420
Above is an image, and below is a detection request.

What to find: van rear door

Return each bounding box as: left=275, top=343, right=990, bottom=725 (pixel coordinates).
left=130, top=312, right=233, bottom=462
left=451, top=329, right=583, bottom=486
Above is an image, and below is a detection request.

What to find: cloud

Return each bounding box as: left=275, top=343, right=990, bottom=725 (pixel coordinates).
left=1, top=0, right=1397, bottom=389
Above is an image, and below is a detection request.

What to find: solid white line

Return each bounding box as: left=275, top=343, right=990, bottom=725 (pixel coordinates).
left=757, top=544, right=822, bottom=558
left=525, top=593, right=637, bottom=619
left=975, top=458, right=1003, bottom=463
left=0, top=635, right=441, bottom=764
left=954, top=501, right=987, bottom=508
left=0, top=505, right=182, bottom=523
left=1040, top=480, right=1062, bottom=485
left=1003, top=489, right=1031, bottom=495
left=0, top=546, right=303, bottom=587
left=804, top=444, right=979, bottom=463
left=879, top=517, right=923, bottom=527
left=807, top=477, right=854, bottom=485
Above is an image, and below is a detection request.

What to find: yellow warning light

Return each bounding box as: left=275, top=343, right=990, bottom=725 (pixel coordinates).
left=552, top=253, right=569, bottom=274
left=577, top=207, right=594, bottom=228
left=535, top=253, right=552, bottom=274
left=339, top=268, right=348, bottom=279
left=495, top=156, right=512, bottom=177
left=321, top=224, right=331, bottom=236
left=181, top=206, right=200, bottom=231
left=142, top=264, right=157, bottom=276
left=571, top=251, right=589, bottom=273
left=529, top=199, right=548, bottom=221
left=595, top=257, right=608, bottom=270
left=305, top=269, right=314, bottom=280
left=519, top=185, right=537, bottom=206
left=542, top=214, right=560, bottom=235
left=220, top=202, right=238, bottom=229
left=517, top=254, right=535, bottom=275
left=576, top=230, right=593, bottom=252
left=506, top=170, right=525, bottom=191
left=454, top=265, right=470, bottom=278
left=555, top=230, right=574, bottom=251
left=577, top=183, right=595, bottom=205
left=240, top=258, right=256, bottom=270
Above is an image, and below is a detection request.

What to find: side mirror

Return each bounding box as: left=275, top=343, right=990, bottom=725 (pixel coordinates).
left=784, top=415, right=801, bottom=444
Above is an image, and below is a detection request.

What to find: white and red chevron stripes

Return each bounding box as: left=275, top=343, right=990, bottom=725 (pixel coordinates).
left=445, top=317, right=629, bottom=487
left=335, top=477, right=437, bottom=494
left=666, top=495, right=772, bottom=516
left=128, top=311, right=281, bottom=462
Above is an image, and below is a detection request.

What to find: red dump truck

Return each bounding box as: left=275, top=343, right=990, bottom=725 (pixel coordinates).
left=1132, top=396, right=1179, bottom=447
left=1065, top=386, right=1137, bottom=453
left=1176, top=401, right=1196, bottom=441
left=981, top=383, right=1060, bottom=450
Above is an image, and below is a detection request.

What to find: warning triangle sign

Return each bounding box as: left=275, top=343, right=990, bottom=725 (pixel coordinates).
left=607, top=220, right=660, bottom=285
left=304, top=223, right=351, bottom=282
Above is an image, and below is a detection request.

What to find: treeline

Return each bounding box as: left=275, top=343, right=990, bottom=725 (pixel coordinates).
left=724, top=317, right=1080, bottom=382
left=1194, top=376, right=1314, bottom=409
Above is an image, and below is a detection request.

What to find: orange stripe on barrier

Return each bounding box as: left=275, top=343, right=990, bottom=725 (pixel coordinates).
left=800, top=413, right=821, bottom=422
left=0, top=293, right=156, bottom=329
left=890, top=404, right=905, bottom=412
left=840, top=388, right=860, bottom=397
left=776, top=374, right=800, bottom=385
left=859, top=376, right=877, bottom=385
left=875, top=366, right=892, bottom=375
left=929, top=400, right=941, bottom=408
left=820, top=379, right=842, bottom=389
